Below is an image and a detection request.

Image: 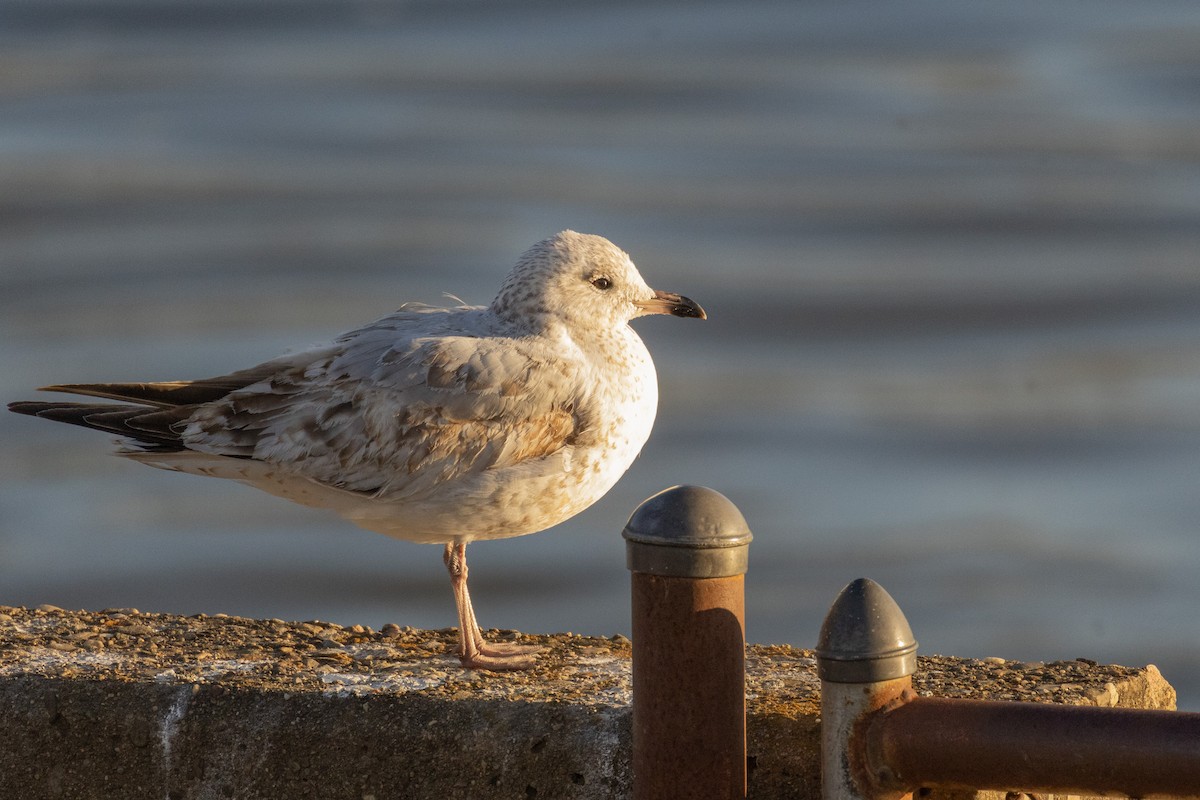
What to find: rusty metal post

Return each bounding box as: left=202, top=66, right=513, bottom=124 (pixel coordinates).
left=625, top=485, right=753, bottom=800
left=863, top=695, right=1200, bottom=796
left=816, top=578, right=918, bottom=800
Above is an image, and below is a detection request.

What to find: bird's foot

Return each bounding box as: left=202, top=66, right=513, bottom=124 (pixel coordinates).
left=458, top=636, right=545, bottom=671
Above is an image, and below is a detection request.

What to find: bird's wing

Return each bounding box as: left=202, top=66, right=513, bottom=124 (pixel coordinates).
left=182, top=307, right=591, bottom=498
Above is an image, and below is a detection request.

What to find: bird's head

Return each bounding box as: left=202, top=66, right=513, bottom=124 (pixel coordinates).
left=491, top=231, right=706, bottom=332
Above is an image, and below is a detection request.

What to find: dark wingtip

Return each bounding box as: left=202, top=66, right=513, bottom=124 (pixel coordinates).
left=8, top=402, right=88, bottom=424
left=8, top=401, right=45, bottom=416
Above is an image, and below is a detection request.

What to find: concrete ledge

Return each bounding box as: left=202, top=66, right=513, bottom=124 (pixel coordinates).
left=0, top=605, right=1177, bottom=799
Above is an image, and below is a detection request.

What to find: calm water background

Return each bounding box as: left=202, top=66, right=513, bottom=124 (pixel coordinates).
left=2, top=1, right=1199, bottom=708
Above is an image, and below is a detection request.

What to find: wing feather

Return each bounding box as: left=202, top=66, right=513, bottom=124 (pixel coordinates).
left=7, top=401, right=191, bottom=450
left=37, top=361, right=285, bottom=408
left=179, top=307, right=590, bottom=498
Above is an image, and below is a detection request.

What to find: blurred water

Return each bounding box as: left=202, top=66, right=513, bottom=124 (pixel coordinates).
left=2, top=0, right=1199, bottom=709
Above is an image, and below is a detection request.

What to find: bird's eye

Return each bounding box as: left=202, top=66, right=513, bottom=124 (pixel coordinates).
left=591, top=276, right=612, bottom=291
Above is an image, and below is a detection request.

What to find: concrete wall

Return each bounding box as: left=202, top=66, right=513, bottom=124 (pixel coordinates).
left=0, top=605, right=1176, bottom=799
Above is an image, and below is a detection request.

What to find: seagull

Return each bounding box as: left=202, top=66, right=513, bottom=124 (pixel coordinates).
left=8, top=230, right=706, bottom=670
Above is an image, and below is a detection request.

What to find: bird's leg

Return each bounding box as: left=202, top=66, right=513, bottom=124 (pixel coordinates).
left=442, top=542, right=542, bottom=670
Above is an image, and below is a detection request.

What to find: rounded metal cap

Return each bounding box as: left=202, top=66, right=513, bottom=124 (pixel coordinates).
left=815, top=578, right=917, bottom=683
left=623, top=485, right=752, bottom=578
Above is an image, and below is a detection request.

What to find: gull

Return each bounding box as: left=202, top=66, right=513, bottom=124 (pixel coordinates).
left=8, top=230, right=706, bottom=670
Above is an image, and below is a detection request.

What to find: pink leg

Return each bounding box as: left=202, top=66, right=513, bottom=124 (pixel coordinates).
left=442, top=542, right=542, bottom=670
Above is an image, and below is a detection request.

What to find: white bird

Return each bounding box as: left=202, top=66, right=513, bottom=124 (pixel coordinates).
left=8, top=230, right=706, bottom=670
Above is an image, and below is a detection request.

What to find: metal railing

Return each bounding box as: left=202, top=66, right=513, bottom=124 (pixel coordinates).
left=815, top=577, right=1200, bottom=800
left=624, top=486, right=1200, bottom=800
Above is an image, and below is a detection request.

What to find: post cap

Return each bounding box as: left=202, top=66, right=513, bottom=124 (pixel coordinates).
left=815, top=578, right=917, bottom=683
left=623, top=485, right=752, bottom=578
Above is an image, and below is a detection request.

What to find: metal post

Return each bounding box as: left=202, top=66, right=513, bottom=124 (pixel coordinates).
left=816, top=578, right=918, bottom=800
left=624, top=485, right=753, bottom=800
left=863, top=694, right=1200, bottom=796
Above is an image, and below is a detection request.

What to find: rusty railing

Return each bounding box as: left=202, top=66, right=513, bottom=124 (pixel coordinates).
left=816, top=577, right=1200, bottom=799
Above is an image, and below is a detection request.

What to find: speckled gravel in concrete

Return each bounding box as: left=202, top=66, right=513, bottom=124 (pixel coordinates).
left=1, top=605, right=1169, bottom=708
left=0, top=604, right=634, bottom=705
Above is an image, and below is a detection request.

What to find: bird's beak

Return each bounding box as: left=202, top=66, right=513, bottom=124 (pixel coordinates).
left=635, top=289, right=707, bottom=320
